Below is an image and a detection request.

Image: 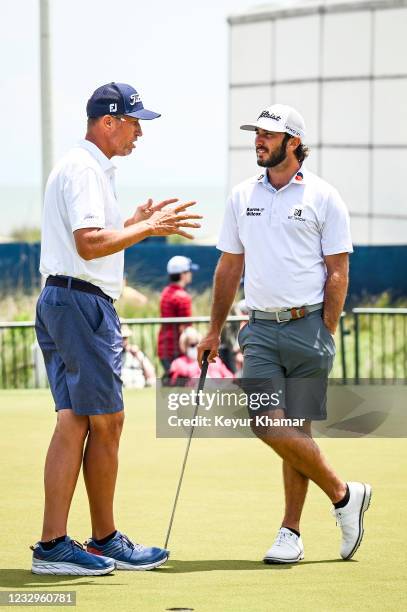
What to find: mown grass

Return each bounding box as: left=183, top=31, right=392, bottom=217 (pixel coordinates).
left=0, top=389, right=406, bottom=612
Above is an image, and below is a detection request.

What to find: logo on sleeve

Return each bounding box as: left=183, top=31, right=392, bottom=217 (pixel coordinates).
left=84, top=214, right=100, bottom=220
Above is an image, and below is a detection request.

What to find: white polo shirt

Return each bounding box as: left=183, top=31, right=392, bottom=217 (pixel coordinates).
left=217, top=167, right=353, bottom=310
left=40, top=139, right=124, bottom=299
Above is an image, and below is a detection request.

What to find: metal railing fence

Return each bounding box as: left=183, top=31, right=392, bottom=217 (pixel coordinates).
left=0, top=322, right=37, bottom=389
left=1, top=310, right=406, bottom=389
left=352, top=308, right=407, bottom=382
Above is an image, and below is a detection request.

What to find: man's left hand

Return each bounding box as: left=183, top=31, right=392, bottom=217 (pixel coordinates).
left=125, top=198, right=179, bottom=226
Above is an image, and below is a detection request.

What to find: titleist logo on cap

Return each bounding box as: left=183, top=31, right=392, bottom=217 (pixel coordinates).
left=258, top=110, right=281, bottom=121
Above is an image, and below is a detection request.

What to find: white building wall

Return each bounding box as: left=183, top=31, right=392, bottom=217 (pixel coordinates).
left=228, top=0, right=407, bottom=245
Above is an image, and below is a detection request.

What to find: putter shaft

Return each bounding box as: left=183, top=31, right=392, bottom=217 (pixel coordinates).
left=164, top=350, right=210, bottom=550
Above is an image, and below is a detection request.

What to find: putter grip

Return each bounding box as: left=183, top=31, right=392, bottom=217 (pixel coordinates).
left=197, top=350, right=210, bottom=393
left=201, top=349, right=210, bottom=365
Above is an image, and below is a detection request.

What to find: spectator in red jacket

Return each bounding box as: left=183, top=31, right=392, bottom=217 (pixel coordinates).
left=158, top=255, right=199, bottom=373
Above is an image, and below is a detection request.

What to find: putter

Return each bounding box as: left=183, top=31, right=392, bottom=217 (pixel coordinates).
left=164, top=350, right=210, bottom=550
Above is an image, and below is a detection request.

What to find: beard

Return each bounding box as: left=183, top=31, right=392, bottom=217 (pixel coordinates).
left=256, top=137, right=289, bottom=168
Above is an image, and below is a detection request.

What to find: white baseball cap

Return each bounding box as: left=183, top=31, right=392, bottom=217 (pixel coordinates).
left=240, top=103, right=306, bottom=140
left=167, top=255, right=199, bottom=275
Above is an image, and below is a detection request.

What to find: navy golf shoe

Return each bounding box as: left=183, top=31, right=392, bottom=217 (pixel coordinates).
left=85, top=531, right=169, bottom=570
left=31, top=536, right=115, bottom=575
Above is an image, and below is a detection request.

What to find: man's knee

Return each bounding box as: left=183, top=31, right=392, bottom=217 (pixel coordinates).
left=251, top=422, right=286, bottom=444
left=299, top=420, right=312, bottom=436
left=250, top=410, right=305, bottom=444
left=55, top=409, right=89, bottom=442
left=88, top=411, right=125, bottom=443
left=250, top=410, right=284, bottom=443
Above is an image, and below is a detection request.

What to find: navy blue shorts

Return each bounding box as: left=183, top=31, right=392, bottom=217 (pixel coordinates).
left=35, top=284, right=124, bottom=415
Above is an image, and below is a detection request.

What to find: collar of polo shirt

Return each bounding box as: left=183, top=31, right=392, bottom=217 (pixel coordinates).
left=78, top=139, right=116, bottom=173
left=258, top=165, right=308, bottom=192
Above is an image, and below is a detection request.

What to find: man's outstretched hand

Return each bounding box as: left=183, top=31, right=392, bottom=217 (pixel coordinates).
left=125, top=198, right=176, bottom=225
left=126, top=198, right=202, bottom=239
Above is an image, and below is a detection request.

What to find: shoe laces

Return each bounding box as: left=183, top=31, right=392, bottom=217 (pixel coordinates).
left=331, top=507, right=343, bottom=527
left=274, top=530, right=289, bottom=547
left=120, top=533, right=144, bottom=552
left=30, top=539, right=83, bottom=552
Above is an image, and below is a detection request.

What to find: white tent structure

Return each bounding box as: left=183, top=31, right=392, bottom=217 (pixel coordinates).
left=228, top=0, right=407, bottom=244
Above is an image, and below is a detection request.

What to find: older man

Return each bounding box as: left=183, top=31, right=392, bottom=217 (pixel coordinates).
left=32, top=82, right=201, bottom=575
left=199, top=104, right=371, bottom=564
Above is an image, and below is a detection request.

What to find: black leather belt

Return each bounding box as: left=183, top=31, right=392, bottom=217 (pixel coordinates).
left=45, top=275, right=113, bottom=303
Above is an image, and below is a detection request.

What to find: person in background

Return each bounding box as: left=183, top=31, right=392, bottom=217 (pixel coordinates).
left=121, top=325, right=155, bottom=389
left=169, top=327, right=234, bottom=387
left=157, top=256, right=199, bottom=374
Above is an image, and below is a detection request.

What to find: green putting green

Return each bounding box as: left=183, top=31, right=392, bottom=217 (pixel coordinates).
left=0, top=389, right=406, bottom=611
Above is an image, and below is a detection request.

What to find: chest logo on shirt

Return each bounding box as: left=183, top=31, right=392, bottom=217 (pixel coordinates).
left=288, top=206, right=306, bottom=222
left=246, top=207, right=265, bottom=216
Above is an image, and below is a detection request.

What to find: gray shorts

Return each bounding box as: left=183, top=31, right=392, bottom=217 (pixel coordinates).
left=238, top=310, right=336, bottom=421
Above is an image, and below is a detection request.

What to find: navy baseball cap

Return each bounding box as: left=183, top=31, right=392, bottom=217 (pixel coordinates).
left=86, top=82, right=161, bottom=120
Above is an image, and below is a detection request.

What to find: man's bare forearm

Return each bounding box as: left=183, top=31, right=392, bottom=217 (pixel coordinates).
left=209, top=253, right=244, bottom=334
left=75, top=222, right=153, bottom=260
left=76, top=201, right=201, bottom=260
left=323, top=272, right=348, bottom=333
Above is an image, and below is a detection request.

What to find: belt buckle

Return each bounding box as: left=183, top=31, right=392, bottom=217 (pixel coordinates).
left=275, top=307, right=308, bottom=323
left=275, top=310, right=288, bottom=323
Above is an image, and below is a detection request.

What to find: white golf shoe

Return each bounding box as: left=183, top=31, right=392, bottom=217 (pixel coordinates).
left=263, top=527, right=304, bottom=564
left=332, top=481, right=372, bottom=560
